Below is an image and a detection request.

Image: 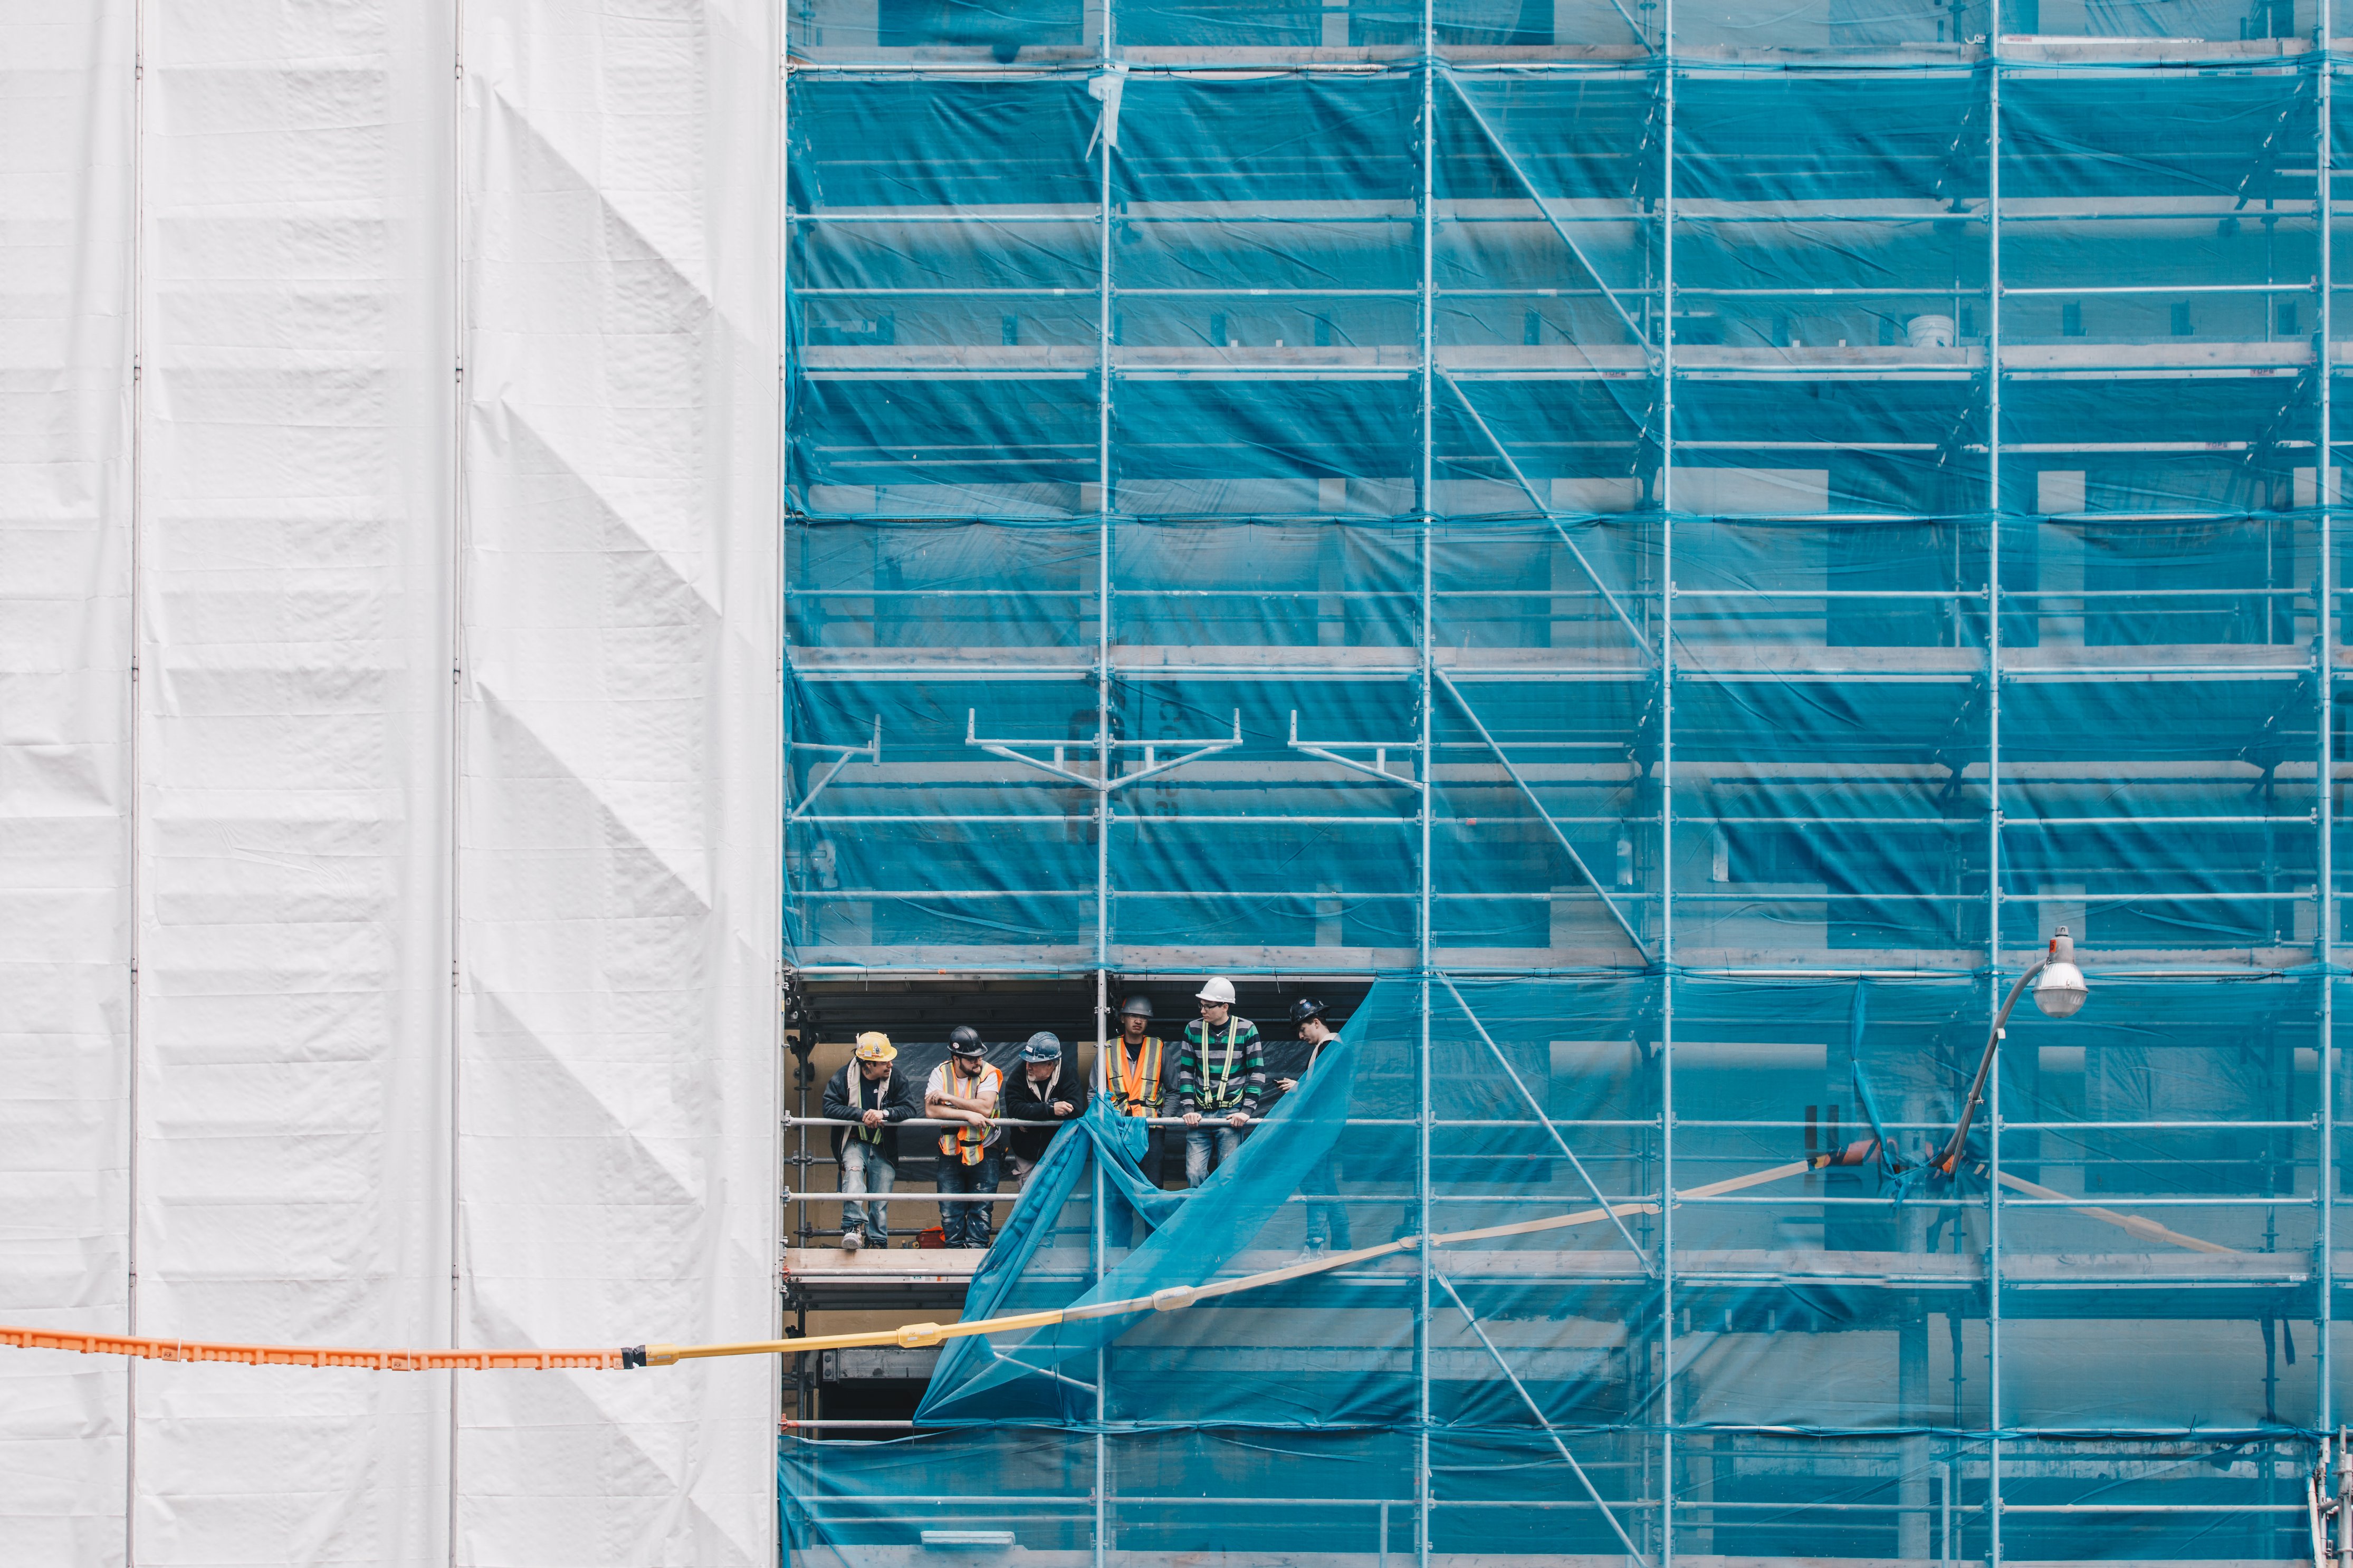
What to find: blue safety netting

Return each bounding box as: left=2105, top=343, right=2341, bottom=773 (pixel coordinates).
left=783, top=53, right=2341, bottom=974
left=786, top=975, right=2347, bottom=1561
left=783, top=6, right=2353, bottom=1562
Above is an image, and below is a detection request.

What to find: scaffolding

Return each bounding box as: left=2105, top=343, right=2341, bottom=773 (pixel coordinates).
left=781, top=1, right=2353, bottom=1562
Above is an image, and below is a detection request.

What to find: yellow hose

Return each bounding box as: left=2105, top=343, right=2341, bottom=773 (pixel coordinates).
left=0, top=1157, right=2235, bottom=1372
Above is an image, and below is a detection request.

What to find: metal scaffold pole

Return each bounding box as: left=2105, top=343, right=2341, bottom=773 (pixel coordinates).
left=1417, top=5, right=1437, bottom=1557
left=1986, top=43, right=2006, bottom=1568
left=1658, top=5, right=1678, bottom=1561
left=2318, top=3, right=2338, bottom=1447
left=1094, top=5, right=1116, bottom=1553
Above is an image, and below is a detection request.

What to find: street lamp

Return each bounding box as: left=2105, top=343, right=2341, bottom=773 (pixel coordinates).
left=1929, top=926, right=2088, bottom=1175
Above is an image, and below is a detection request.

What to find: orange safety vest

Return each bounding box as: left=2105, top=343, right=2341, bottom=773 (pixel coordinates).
left=936, top=1061, right=1001, bottom=1165
left=1110, top=1035, right=1163, bottom=1116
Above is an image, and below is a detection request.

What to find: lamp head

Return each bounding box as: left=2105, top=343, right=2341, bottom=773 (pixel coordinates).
left=2031, top=926, right=2088, bottom=1019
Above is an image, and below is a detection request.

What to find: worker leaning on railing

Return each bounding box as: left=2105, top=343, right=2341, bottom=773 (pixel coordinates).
left=822, top=1033, right=917, bottom=1253
left=1178, top=976, right=1263, bottom=1188
left=926, top=1026, right=1005, bottom=1249
left=1102, top=993, right=1176, bottom=1187
left=1002, top=1032, right=1088, bottom=1190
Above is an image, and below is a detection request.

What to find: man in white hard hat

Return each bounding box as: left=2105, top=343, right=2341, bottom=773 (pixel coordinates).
left=1178, top=976, right=1262, bottom=1188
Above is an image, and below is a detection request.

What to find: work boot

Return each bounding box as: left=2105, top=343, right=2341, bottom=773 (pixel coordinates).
left=840, top=1230, right=864, bottom=1253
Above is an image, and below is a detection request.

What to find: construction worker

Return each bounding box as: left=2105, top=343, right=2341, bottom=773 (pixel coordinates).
left=1178, top=976, right=1262, bottom=1188
left=822, top=1032, right=918, bottom=1251
left=926, top=1025, right=1004, bottom=1248
left=1104, top=994, right=1175, bottom=1186
left=1003, top=1032, right=1088, bottom=1189
left=1278, top=999, right=1350, bottom=1252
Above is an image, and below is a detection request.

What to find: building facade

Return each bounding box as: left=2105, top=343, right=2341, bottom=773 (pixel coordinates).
left=784, top=2, right=2352, bottom=1564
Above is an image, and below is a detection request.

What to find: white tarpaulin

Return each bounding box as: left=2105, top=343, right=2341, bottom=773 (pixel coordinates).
left=0, top=3, right=780, bottom=1563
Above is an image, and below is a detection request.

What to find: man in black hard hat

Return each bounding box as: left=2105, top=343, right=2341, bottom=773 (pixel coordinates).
left=926, top=1025, right=1003, bottom=1248
left=1277, top=998, right=1350, bottom=1253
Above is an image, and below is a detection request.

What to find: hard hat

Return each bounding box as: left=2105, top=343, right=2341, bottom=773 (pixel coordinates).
left=1019, top=1032, right=1063, bottom=1062
left=854, top=1032, right=896, bottom=1061
left=1195, top=976, right=1236, bottom=1005
left=1118, top=994, right=1153, bottom=1019
left=1288, top=998, right=1327, bottom=1027
left=948, top=1025, right=986, bottom=1057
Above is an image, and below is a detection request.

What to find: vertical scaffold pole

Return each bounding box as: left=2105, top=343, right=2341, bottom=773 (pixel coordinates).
left=1093, top=4, right=1116, bottom=1555
left=1094, top=0, right=1114, bottom=998
left=1657, top=5, right=1677, bottom=1562
left=764, top=7, right=780, bottom=1561
left=1418, top=15, right=1437, bottom=1567
left=1093, top=957, right=1108, bottom=1568
left=2317, top=7, right=2336, bottom=1446
left=1985, top=43, right=2005, bottom=1568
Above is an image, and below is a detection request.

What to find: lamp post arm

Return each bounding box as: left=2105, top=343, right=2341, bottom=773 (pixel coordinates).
left=1932, top=954, right=2049, bottom=1175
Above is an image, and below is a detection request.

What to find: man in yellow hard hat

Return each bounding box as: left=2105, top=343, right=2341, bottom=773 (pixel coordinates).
left=822, top=1032, right=916, bottom=1252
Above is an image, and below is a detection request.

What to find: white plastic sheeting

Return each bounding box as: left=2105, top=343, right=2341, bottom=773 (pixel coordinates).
left=0, top=3, right=780, bottom=1563
left=0, top=5, right=134, bottom=1561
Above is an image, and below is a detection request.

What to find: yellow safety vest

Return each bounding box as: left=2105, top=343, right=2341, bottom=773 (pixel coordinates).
left=1195, top=1019, right=1249, bottom=1111
left=848, top=1069, right=890, bottom=1143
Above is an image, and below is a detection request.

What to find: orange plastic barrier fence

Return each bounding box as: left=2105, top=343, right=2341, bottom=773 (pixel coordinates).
left=0, top=1325, right=625, bottom=1371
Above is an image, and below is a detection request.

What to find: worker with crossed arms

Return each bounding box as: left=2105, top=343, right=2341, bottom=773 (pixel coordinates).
left=927, top=1026, right=1004, bottom=1249
left=1178, top=975, right=1263, bottom=1187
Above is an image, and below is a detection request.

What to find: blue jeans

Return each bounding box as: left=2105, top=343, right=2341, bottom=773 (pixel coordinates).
left=838, top=1139, right=896, bottom=1243
left=1305, top=1149, right=1348, bottom=1250
left=938, top=1150, right=1002, bottom=1248
left=1185, top=1122, right=1247, bottom=1188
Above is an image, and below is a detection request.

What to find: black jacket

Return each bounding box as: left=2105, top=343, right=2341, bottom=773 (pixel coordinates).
left=1001, top=1062, right=1089, bottom=1162
left=822, top=1062, right=919, bottom=1161
left=1254, top=1034, right=1328, bottom=1117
